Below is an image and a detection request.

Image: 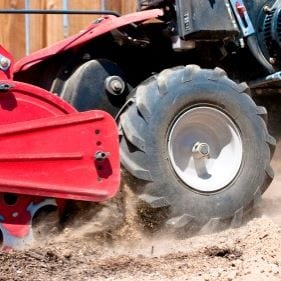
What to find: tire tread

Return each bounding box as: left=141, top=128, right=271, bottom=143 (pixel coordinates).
left=119, top=64, right=276, bottom=233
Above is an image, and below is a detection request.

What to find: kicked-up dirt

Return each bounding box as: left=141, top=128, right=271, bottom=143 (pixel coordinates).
left=1, top=200, right=281, bottom=281
left=2, top=95, right=281, bottom=281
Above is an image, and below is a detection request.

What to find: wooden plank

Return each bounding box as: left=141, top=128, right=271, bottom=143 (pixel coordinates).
left=45, top=0, right=63, bottom=45
left=121, top=0, right=137, bottom=14
left=106, top=0, right=121, bottom=13
left=0, top=0, right=26, bottom=60
left=107, top=0, right=137, bottom=14
left=0, top=0, right=137, bottom=60
left=68, top=0, right=101, bottom=35
left=29, top=0, right=63, bottom=53
left=29, top=0, right=45, bottom=53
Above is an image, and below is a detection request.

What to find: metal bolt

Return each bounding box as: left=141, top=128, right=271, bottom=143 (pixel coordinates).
left=0, top=57, right=10, bottom=69
left=95, top=151, right=110, bottom=162
left=105, top=76, right=126, bottom=96
left=111, top=80, right=123, bottom=92
left=192, top=142, right=210, bottom=159
left=269, top=57, right=276, bottom=64
left=12, top=212, right=19, bottom=218
left=263, top=5, right=272, bottom=13
left=0, top=83, right=13, bottom=92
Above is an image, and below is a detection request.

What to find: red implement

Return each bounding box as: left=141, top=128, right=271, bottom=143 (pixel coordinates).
left=0, top=45, right=120, bottom=249
left=0, top=81, right=120, bottom=202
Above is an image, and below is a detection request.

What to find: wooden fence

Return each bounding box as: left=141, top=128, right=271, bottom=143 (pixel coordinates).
left=0, top=0, right=137, bottom=60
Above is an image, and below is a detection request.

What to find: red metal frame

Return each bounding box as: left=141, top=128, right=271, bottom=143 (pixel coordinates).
left=14, top=9, right=163, bottom=72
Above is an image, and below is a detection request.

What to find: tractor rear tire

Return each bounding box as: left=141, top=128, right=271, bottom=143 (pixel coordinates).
left=118, top=65, right=276, bottom=233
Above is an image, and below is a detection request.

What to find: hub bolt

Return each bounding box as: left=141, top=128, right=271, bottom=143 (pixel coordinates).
left=192, top=142, right=210, bottom=159
left=105, top=76, right=126, bottom=96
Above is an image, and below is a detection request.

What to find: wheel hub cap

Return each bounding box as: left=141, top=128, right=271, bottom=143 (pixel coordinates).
left=168, top=107, right=243, bottom=192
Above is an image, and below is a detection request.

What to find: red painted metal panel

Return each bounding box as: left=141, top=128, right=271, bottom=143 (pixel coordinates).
left=14, top=9, right=163, bottom=72
left=0, top=80, right=120, bottom=201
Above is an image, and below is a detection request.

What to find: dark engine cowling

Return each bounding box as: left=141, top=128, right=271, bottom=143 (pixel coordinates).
left=139, top=0, right=281, bottom=71
left=175, top=0, right=239, bottom=39
left=174, top=0, right=281, bottom=70
left=140, top=0, right=241, bottom=40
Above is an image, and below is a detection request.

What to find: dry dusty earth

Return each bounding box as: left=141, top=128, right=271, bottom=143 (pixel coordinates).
left=2, top=97, right=281, bottom=281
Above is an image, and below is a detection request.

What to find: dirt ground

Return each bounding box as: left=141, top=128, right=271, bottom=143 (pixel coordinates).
left=2, top=97, right=281, bottom=281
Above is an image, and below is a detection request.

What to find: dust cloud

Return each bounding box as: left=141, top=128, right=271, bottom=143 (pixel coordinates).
left=255, top=94, right=281, bottom=223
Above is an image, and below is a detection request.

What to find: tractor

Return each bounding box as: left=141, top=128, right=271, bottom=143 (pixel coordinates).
left=2, top=0, right=281, bottom=247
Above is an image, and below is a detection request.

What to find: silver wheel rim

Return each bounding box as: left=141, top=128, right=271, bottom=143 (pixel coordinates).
left=168, top=106, right=243, bottom=192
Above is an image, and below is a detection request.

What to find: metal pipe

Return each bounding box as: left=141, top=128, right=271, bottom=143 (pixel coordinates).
left=0, top=9, right=120, bottom=17
left=101, top=0, right=107, bottom=10
left=24, top=0, right=30, bottom=55
left=63, top=0, right=69, bottom=37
